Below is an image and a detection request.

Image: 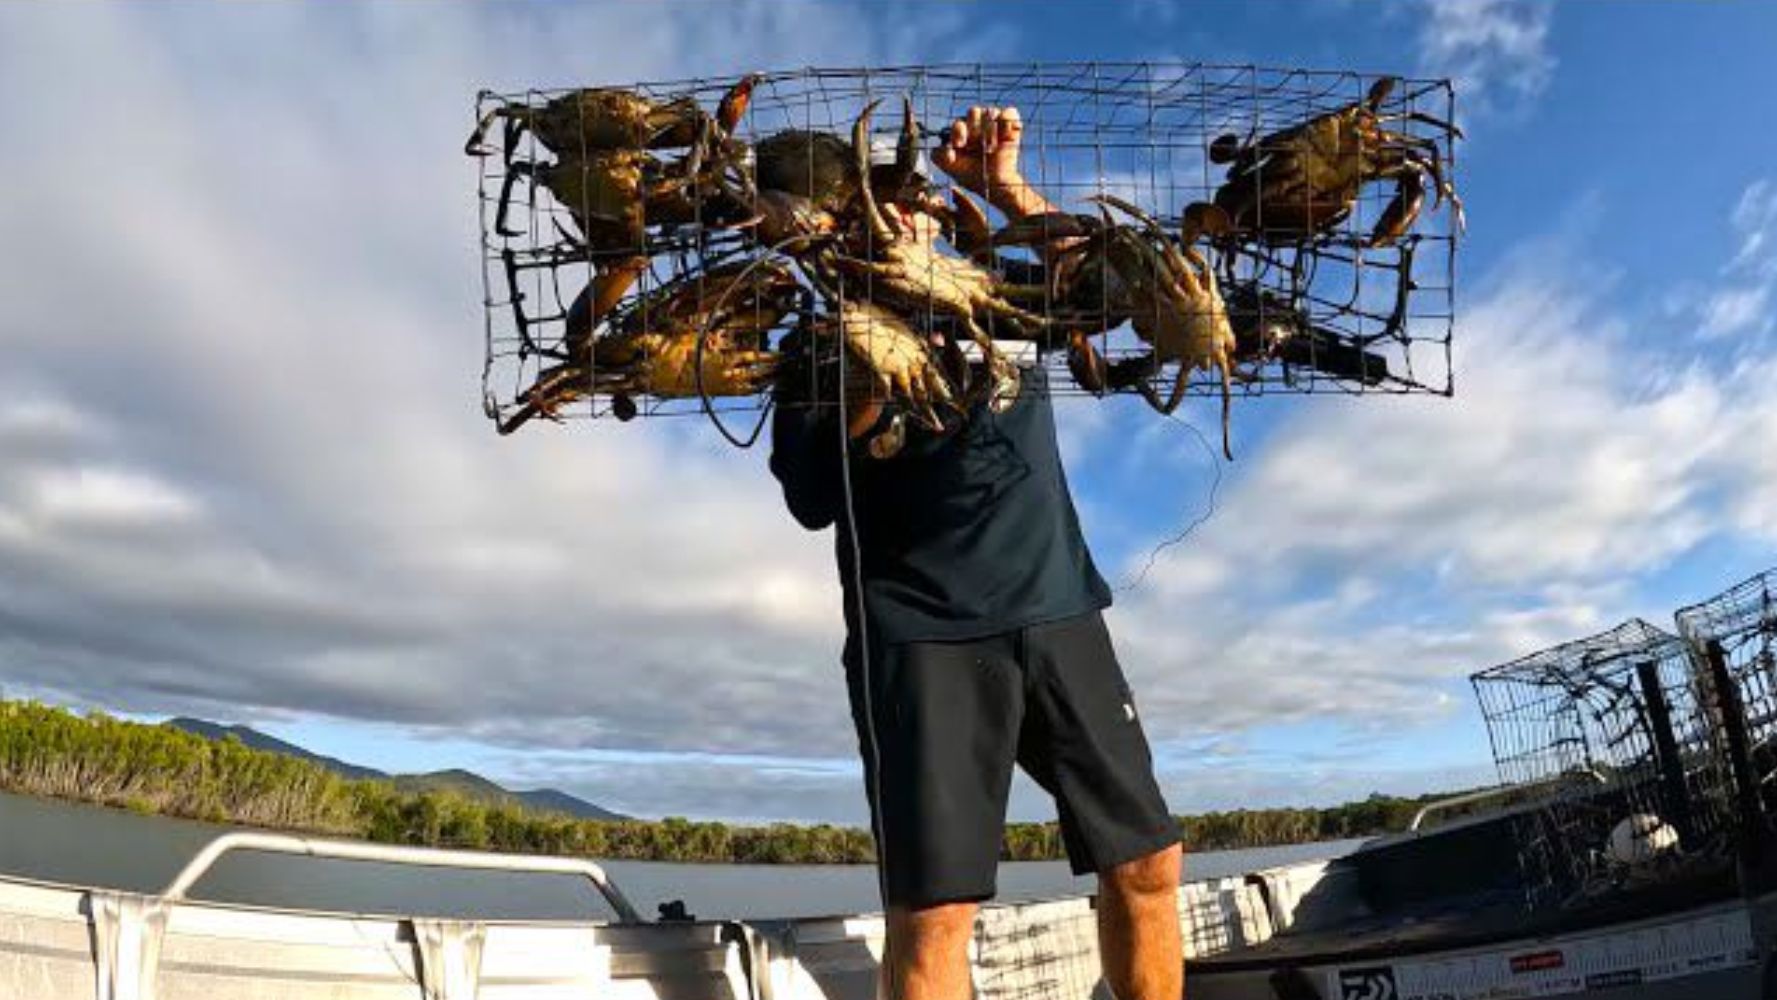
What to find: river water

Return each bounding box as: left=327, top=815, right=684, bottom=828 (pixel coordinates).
left=0, top=791, right=1364, bottom=920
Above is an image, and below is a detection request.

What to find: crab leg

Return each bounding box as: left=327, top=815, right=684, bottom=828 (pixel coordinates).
left=1377, top=109, right=1465, bottom=141
left=466, top=103, right=525, bottom=158
left=1371, top=168, right=1427, bottom=247
left=851, top=99, right=1016, bottom=409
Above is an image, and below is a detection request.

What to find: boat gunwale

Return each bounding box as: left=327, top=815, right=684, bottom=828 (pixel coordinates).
left=1187, top=867, right=1746, bottom=974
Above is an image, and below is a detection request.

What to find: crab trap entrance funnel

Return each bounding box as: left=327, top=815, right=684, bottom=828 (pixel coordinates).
left=471, top=63, right=1461, bottom=442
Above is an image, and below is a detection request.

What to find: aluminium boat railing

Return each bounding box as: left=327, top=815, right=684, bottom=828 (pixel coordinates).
left=162, top=830, right=644, bottom=923
left=1408, top=769, right=1609, bottom=832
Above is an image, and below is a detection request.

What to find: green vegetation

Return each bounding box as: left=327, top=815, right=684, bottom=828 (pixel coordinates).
left=0, top=700, right=1451, bottom=863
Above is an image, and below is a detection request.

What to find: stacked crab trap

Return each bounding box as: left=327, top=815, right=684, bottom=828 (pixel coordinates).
left=1472, top=620, right=1739, bottom=911
left=471, top=63, right=1463, bottom=454
left=1678, top=569, right=1777, bottom=844
left=1469, top=566, right=1777, bottom=914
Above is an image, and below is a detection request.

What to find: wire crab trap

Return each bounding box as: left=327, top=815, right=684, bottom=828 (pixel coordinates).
left=1677, top=567, right=1777, bottom=845
left=471, top=62, right=1461, bottom=454
left=1471, top=619, right=1737, bottom=911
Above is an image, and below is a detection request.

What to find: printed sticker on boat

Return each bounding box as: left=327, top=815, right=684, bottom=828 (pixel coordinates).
left=1337, top=966, right=1398, bottom=1000
left=1325, top=908, right=1755, bottom=999
left=1509, top=949, right=1564, bottom=974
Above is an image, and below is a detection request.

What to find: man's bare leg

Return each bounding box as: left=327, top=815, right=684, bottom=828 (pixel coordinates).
left=1098, top=844, right=1184, bottom=1000
left=883, top=901, right=978, bottom=1000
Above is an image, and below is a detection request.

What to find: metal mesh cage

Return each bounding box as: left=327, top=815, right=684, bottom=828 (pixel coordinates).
left=1677, top=568, right=1777, bottom=833
left=471, top=62, right=1460, bottom=443
left=1471, top=619, right=1736, bottom=910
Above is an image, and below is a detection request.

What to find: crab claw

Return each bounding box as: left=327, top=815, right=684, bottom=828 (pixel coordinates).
left=465, top=106, right=503, bottom=157
left=1067, top=330, right=1108, bottom=396
left=1365, top=76, right=1399, bottom=112
left=947, top=187, right=994, bottom=259
left=1180, top=202, right=1233, bottom=245
left=716, top=73, right=761, bottom=134
left=851, top=100, right=897, bottom=244
left=868, top=411, right=907, bottom=459
left=988, top=358, right=1022, bottom=414
left=896, top=94, right=921, bottom=180
left=846, top=396, right=885, bottom=441
left=1208, top=133, right=1244, bottom=165
left=993, top=211, right=1099, bottom=247
left=1088, top=194, right=1173, bottom=249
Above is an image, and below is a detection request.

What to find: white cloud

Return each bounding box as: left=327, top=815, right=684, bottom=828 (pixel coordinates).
left=26, top=467, right=201, bottom=526
left=1732, top=180, right=1777, bottom=272
left=1106, top=215, right=1777, bottom=748
left=0, top=3, right=1018, bottom=773
left=1694, top=179, right=1777, bottom=339
left=1699, top=286, right=1772, bottom=339
left=1416, top=0, right=1556, bottom=117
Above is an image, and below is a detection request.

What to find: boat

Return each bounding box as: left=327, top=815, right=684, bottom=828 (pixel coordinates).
left=4, top=567, right=1775, bottom=999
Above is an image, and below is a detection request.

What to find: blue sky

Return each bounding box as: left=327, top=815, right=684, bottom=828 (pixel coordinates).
left=1, top=1, right=1775, bottom=825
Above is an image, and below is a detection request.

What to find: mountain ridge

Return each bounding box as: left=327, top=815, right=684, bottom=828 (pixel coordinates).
left=164, top=717, right=626, bottom=821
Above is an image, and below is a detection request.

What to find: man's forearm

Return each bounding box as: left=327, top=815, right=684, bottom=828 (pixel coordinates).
left=985, top=176, right=1076, bottom=275
left=986, top=177, right=1057, bottom=221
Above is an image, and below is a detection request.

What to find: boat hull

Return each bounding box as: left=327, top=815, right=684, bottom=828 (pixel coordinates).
left=1, top=859, right=1766, bottom=1000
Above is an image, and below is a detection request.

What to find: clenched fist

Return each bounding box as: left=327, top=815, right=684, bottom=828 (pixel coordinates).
left=932, top=105, right=1054, bottom=221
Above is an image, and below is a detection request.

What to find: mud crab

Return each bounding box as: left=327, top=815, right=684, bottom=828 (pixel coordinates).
left=1038, top=196, right=1236, bottom=458
left=484, top=78, right=760, bottom=253
left=1217, top=280, right=1390, bottom=386
left=738, top=111, right=950, bottom=251
left=467, top=79, right=756, bottom=160
left=828, top=98, right=1054, bottom=411
left=1205, top=77, right=1464, bottom=247
left=833, top=297, right=955, bottom=434
left=498, top=259, right=800, bottom=434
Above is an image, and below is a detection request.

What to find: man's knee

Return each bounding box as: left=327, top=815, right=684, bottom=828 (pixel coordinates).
left=1101, top=843, right=1182, bottom=900
left=890, top=900, right=979, bottom=949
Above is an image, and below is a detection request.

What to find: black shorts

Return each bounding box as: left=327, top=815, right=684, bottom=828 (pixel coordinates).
left=844, top=610, right=1179, bottom=908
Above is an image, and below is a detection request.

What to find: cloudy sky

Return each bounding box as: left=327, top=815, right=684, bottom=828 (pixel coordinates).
left=2, top=1, right=1774, bottom=825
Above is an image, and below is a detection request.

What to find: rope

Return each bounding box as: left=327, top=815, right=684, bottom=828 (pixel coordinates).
left=1114, top=410, right=1224, bottom=595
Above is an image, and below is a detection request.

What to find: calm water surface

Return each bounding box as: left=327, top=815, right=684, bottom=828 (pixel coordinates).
left=0, top=791, right=1363, bottom=920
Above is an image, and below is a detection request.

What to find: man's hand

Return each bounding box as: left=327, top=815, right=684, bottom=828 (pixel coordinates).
left=932, top=105, right=1054, bottom=221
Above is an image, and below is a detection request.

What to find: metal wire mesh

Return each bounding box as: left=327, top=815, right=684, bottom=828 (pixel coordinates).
left=968, top=880, right=1270, bottom=1000
left=1471, top=619, right=1737, bottom=911
left=471, top=62, right=1460, bottom=441
left=973, top=899, right=1105, bottom=1000
left=1677, top=568, right=1777, bottom=834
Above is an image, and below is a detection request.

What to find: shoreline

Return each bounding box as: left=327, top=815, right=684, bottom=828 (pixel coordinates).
left=1, top=698, right=1444, bottom=864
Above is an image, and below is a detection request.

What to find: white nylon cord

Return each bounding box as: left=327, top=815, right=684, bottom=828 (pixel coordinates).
left=832, top=282, right=891, bottom=916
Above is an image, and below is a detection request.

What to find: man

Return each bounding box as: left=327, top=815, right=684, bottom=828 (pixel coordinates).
left=771, top=106, right=1184, bottom=1000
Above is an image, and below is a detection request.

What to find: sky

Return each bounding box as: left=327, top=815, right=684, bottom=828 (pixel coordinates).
left=1, top=1, right=1775, bottom=826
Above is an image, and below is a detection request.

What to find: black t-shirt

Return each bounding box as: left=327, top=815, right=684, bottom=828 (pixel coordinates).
left=770, top=366, right=1112, bottom=645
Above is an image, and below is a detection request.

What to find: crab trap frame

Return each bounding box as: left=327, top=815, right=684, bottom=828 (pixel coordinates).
left=472, top=62, right=1461, bottom=445
left=1678, top=568, right=1777, bottom=856
left=1471, top=619, right=1739, bottom=911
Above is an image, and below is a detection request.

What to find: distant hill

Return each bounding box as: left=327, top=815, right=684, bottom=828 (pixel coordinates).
left=386, top=768, right=624, bottom=821
left=518, top=786, right=619, bottom=819
left=166, top=717, right=386, bottom=780
left=164, top=718, right=626, bottom=821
